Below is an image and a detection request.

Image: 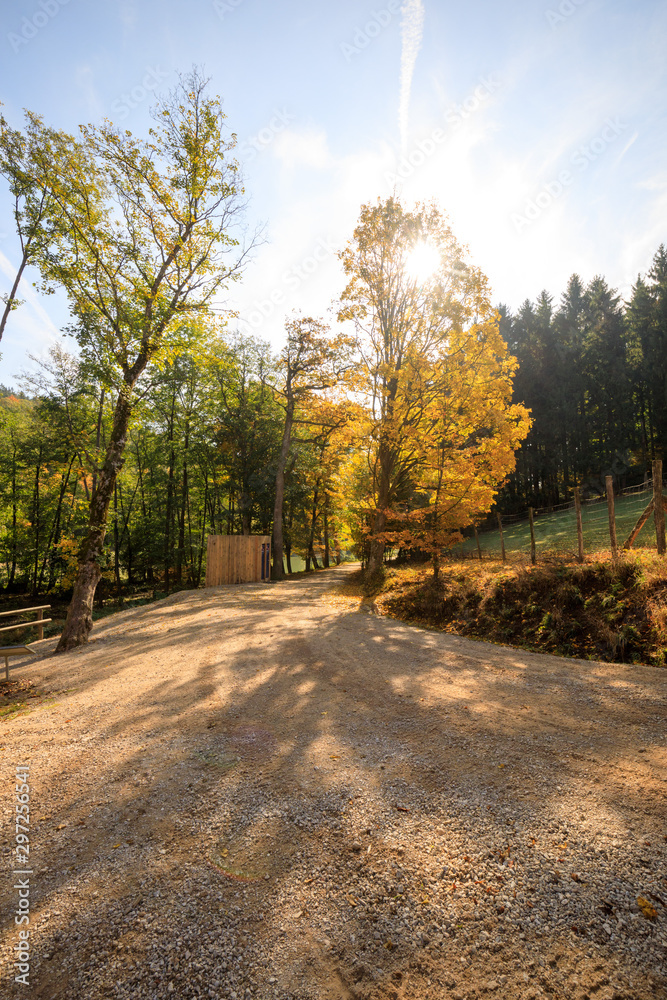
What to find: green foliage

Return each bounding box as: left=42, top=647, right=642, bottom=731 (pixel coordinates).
left=0, top=333, right=353, bottom=596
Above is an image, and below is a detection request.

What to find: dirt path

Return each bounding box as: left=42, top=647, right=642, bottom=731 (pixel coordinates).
left=1, top=565, right=666, bottom=1000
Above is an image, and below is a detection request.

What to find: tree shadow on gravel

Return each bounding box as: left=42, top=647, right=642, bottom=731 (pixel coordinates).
left=1, top=566, right=665, bottom=999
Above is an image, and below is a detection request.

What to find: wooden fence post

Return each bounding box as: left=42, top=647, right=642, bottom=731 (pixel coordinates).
left=37, top=608, right=43, bottom=642
left=528, top=507, right=536, bottom=565
left=622, top=499, right=654, bottom=550
left=605, top=476, right=618, bottom=562
left=574, top=487, right=584, bottom=563
left=474, top=526, right=482, bottom=561
left=654, top=459, right=666, bottom=555
left=497, top=513, right=506, bottom=562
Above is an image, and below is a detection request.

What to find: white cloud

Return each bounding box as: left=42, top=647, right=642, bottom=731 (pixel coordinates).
left=398, top=0, right=425, bottom=154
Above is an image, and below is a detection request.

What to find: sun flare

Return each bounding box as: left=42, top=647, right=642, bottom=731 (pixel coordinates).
left=404, top=242, right=441, bottom=283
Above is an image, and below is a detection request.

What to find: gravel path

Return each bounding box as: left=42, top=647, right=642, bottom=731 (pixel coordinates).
left=1, top=564, right=666, bottom=1000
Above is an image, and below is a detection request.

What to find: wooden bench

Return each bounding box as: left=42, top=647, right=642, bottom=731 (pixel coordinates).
left=0, top=606, right=52, bottom=681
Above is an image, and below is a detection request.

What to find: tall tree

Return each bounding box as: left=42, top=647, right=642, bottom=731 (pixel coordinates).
left=339, top=196, right=530, bottom=576
left=36, top=69, right=250, bottom=650
left=270, top=316, right=352, bottom=580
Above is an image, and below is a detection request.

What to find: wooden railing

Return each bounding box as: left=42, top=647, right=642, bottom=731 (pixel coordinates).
left=0, top=606, right=52, bottom=680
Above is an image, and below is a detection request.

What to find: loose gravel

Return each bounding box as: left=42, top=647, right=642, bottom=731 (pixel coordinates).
left=1, top=565, right=665, bottom=999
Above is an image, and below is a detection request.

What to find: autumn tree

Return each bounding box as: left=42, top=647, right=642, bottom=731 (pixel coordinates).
left=338, top=197, right=530, bottom=576
left=31, top=69, right=250, bottom=650
left=270, top=315, right=353, bottom=580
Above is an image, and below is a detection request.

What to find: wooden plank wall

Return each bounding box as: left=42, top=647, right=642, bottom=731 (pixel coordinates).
left=205, top=535, right=271, bottom=586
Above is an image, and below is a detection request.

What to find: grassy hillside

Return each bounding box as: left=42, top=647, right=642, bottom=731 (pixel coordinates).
left=454, top=489, right=660, bottom=558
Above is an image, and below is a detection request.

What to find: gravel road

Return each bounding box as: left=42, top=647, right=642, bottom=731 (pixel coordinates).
left=1, top=564, right=666, bottom=1000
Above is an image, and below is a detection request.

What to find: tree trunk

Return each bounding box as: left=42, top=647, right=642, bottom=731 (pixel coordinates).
left=307, top=478, right=320, bottom=571
left=0, top=252, right=28, bottom=343
left=196, top=476, right=208, bottom=587
left=9, top=443, right=18, bottom=587
left=55, top=389, right=134, bottom=652
left=239, top=486, right=252, bottom=535
left=272, top=400, right=294, bottom=581
left=91, top=388, right=105, bottom=498
left=30, top=444, right=43, bottom=596
left=366, top=440, right=392, bottom=576
left=323, top=493, right=330, bottom=568
left=163, top=390, right=176, bottom=595
left=113, top=481, right=122, bottom=594
left=40, top=455, right=74, bottom=593
left=176, top=456, right=188, bottom=585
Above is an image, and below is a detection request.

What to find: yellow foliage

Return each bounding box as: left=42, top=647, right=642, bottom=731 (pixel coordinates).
left=338, top=196, right=531, bottom=566
left=52, top=537, right=80, bottom=592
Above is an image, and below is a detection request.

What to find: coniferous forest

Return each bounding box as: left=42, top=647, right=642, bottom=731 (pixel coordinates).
left=499, top=245, right=667, bottom=511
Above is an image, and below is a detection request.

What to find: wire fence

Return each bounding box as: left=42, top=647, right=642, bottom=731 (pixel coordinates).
left=453, top=468, right=667, bottom=562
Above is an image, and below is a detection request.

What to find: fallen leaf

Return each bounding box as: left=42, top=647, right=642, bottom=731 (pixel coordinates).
left=637, top=896, right=658, bottom=921
left=384, top=940, right=395, bottom=951
left=346, top=896, right=357, bottom=907
left=395, top=805, right=410, bottom=813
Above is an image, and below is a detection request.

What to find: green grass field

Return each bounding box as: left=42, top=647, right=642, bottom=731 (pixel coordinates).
left=454, top=489, right=659, bottom=558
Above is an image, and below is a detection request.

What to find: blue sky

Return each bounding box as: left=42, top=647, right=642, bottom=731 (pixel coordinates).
left=0, top=0, right=665, bottom=384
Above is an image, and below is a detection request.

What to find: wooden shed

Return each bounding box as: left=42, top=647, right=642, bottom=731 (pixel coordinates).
left=205, top=535, right=272, bottom=586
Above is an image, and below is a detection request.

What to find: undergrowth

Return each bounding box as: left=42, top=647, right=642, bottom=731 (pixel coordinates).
left=345, top=553, right=667, bottom=665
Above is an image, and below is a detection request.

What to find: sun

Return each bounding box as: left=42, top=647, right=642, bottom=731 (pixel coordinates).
left=404, top=241, right=441, bottom=284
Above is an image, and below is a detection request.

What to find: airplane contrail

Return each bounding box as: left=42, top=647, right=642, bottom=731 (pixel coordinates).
left=399, top=0, right=425, bottom=155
